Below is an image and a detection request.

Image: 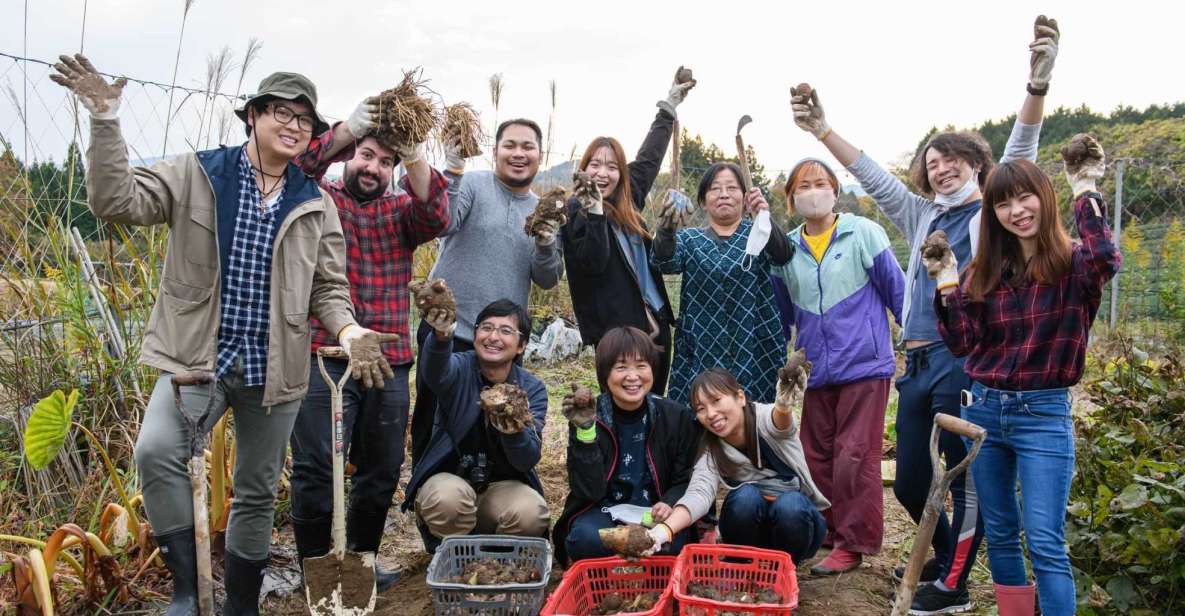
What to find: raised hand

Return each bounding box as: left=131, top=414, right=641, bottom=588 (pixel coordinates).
left=657, top=190, right=692, bottom=230
left=790, top=83, right=830, bottom=140
left=658, top=65, right=696, bottom=116
left=561, top=383, right=597, bottom=432
left=346, top=96, right=379, bottom=139
left=1028, top=15, right=1060, bottom=92
left=1061, top=133, right=1105, bottom=198
left=572, top=171, right=603, bottom=215
left=339, top=326, right=400, bottom=389
left=775, top=349, right=811, bottom=411
left=921, top=230, right=960, bottom=291
left=49, top=54, right=127, bottom=117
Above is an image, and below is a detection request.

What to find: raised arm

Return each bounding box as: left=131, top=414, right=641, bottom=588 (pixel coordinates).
left=1063, top=134, right=1121, bottom=294
left=396, top=168, right=451, bottom=247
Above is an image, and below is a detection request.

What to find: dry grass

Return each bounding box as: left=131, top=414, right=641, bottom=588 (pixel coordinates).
left=373, top=69, right=439, bottom=153
left=440, top=103, right=484, bottom=159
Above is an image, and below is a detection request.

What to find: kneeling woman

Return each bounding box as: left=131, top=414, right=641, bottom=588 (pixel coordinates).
left=554, top=326, right=702, bottom=564
left=649, top=368, right=830, bottom=563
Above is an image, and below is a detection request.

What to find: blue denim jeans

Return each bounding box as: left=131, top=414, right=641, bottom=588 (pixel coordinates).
left=963, top=382, right=1076, bottom=616
left=718, top=484, right=826, bottom=564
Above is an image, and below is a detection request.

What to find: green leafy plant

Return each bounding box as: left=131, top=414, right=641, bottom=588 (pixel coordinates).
left=23, top=389, right=78, bottom=471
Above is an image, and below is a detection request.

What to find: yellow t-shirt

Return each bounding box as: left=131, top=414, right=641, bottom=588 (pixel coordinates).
left=803, top=216, right=839, bottom=263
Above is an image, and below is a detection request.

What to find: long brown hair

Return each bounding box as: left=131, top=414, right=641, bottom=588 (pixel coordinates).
left=688, top=368, right=758, bottom=478
left=579, top=137, right=650, bottom=239
left=966, top=160, right=1072, bottom=300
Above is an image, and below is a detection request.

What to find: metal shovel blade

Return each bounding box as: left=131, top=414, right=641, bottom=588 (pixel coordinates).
left=303, top=550, right=376, bottom=616
left=736, top=114, right=752, bottom=135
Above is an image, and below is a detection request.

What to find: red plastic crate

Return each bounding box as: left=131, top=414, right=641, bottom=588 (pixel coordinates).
left=541, top=556, right=677, bottom=616
left=672, top=544, right=798, bottom=615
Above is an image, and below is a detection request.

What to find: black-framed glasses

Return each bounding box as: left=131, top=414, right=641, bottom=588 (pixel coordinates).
left=476, top=323, right=521, bottom=338
left=266, top=103, right=315, bottom=132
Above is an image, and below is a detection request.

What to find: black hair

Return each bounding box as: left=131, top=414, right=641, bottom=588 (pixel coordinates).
left=495, top=118, right=543, bottom=145
left=475, top=298, right=532, bottom=338
left=243, top=95, right=276, bottom=137
left=696, top=162, right=748, bottom=207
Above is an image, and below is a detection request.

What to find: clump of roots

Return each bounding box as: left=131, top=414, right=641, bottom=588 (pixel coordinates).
left=524, top=186, right=569, bottom=236
left=373, top=69, right=439, bottom=152
left=441, top=102, right=485, bottom=158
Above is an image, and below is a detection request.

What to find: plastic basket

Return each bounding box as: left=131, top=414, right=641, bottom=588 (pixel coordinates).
left=672, top=544, right=798, bottom=615
left=541, top=556, right=676, bottom=616
left=426, top=535, right=554, bottom=615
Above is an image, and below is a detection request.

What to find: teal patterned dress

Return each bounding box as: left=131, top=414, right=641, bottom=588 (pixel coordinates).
left=652, top=219, right=786, bottom=404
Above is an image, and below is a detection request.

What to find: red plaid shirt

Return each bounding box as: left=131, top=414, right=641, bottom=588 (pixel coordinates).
left=936, top=192, right=1121, bottom=390
left=297, top=126, right=450, bottom=365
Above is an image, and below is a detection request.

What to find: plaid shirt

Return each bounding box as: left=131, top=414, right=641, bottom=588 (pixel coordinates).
left=297, top=127, right=450, bottom=365
left=215, top=149, right=281, bottom=385
left=936, top=192, right=1121, bottom=390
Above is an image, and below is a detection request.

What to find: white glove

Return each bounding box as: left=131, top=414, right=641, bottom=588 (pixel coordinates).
left=49, top=54, right=126, bottom=120
left=533, top=218, right=561, bottom=247
left=1062, top=134, right=1106, bottom=198
left=644, top=524, right=672, bottom=556
left=791, top=85, right=830, bottom=140
left=346, top=97, right=378, bottom=139
left=921, top=231, right=960, bottom=291
left=1028, top=15, right=1060, bottom=91
left=444, top=138, right=466, bottom=174
left=397, top=142, right=425, bottom=167
left=657, top=71, right=696, bottom=117
left=425, top=307, right=457, bottom=339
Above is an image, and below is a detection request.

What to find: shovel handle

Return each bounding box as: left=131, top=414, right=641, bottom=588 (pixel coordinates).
left=935, top=413, right=986, bottom=441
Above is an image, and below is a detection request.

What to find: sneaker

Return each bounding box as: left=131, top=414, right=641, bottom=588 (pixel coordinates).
left=908, top=583, right=972, bottom=615
left=893, top=558, right=943, bottom=584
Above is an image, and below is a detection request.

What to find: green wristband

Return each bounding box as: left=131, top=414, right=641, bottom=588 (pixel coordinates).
left=575, top=424, right=597, bottom=443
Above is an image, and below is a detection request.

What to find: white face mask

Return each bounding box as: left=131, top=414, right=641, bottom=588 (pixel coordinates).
left=742, top=209, right=772, bottom=271
left=794, top=188, right=836, bottom=219
left=933, top=173, right=980, bottom=207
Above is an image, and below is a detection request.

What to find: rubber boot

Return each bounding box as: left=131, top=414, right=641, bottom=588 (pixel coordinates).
left=155, top=528, right=199, bottom=616
left=347, top=508, right=400, bottom=592
left=222, top=551, right=268, bottom=616
left=291, top=515, right=332, bottom=563
left=994, top=583, right=1036, bottom=616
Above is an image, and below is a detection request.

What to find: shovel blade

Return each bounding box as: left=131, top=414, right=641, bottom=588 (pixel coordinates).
left=303, top=551, right=377, bottom=616
left=736, top=114, right=752, bottom=134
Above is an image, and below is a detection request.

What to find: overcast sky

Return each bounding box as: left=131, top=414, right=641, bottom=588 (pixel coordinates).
left=2, top=0, right=1182, bottom=180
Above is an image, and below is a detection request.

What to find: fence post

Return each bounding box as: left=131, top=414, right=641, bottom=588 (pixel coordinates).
left=1110, top=159, right=1125, bottom=328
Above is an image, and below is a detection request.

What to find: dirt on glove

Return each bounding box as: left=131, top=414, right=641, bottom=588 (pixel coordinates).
left=524, top=186, right=569, bottom=236
left=408, top=278, right=455, bottom=319
left=441, top=102, right=484, bottom=158
left=598, top=525, right=653, bottom=560
left=479, top=383, right=533, bottom=432
left=777, top=348, right=812, bottom=386
left=921, top=230, right=951, bottom=264
left=373, top=70, right=438, bottom=153
left=592, top=591, right=660, bottom=615
left=450, top=558, right=541, bottom=585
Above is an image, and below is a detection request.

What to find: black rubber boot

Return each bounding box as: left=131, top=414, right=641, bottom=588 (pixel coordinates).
left=222, top=551, right=267, bottom=616
left=291, top=515, right=332, bottom=562
left=155, top=528, right=199, bottom=616
left=347, top=508, right=400, bottom=592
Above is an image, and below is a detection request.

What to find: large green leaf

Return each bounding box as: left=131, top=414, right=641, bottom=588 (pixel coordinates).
left=23, top=389, right=78, bottom=470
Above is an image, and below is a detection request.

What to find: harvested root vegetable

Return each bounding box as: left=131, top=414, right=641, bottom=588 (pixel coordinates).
left=524, top=186, right=569, bottom=236
left=685, top=581, right=782, bottom=606
left=592, top=591, right=660, bottom=614
left=674, top=65, right=696, bottom=87
left=479, top=383, right=533, bottom=434
left=409, top=278, right=456, bottom=320
left=571, top=171, right=602, bottom=214
left=1060, top=133, right=1104, bottom=170
left=441, top=102, right=484, bottom=158
left=598, top=524, right=653, bottom=560
left=571, top=383, right=594, bottom=408
left=777, top=348, right=812, bottom=386
left=451, top=558, right=541, bottom=585
left=792, top=82, right=813, bottom=99
left=373, top=69, right=438, bottom=152
left=921, top=230, right=951, bottom=264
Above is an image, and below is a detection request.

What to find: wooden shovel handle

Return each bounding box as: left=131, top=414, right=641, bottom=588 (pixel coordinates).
left=935, top=413, right=986, bottom=441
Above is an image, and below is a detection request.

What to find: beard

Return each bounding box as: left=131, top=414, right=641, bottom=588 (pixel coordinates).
left=344, top=168, right=387, bottom=201
left=496, top=166, right=536, bottom=189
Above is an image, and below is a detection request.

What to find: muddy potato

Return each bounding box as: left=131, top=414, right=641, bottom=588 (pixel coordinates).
left=409, top=278, right=456, bottom=319
left=777, top=348, right=812, bottom=386
left=674, top=65, right=696, bottom=87
left=756, top=587, right=783, bottom=604
left=524, top=187, right=569, bottom=236
left=479, top=383, right=533, bottom=431
left=598, top=524, right=653, bottom=560
left=687, top=581, right=720, bottom=601
left=792, top=82, right=813, bottom=99
left=593, top=592, right=625, bottom=615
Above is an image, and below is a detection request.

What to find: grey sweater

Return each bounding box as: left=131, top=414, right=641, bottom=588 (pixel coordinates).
left=429, top=170, right=563, bottom=342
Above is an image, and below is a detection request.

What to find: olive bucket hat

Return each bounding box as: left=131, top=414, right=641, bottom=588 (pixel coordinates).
left=235, top=71, right=330, bottom=136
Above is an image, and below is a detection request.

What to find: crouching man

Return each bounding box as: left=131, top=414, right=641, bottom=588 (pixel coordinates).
left=402, top=298, right=550, bottom=551
left=51, top=56, right=395, bottom=615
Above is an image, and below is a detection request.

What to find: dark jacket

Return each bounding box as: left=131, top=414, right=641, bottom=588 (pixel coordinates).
left=553, top=392, right=701, bottom=563
left=561, top=109, right=675, bottom=345
left=402, top=332, right=549, bottom=511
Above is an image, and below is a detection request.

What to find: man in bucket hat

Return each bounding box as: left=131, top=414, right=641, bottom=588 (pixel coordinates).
left=51, top=54, right=397, bottom=616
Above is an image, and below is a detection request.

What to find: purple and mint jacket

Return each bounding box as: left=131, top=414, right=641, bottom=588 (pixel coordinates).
left=770, top=214, right=904, bottom=389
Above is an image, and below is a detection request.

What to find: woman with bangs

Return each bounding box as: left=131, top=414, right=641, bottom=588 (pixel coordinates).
left=769, top=158, right=904, bottom=575
left=553, top=326, right=701, bottom=564
left=560, top=68, right=696, bottom=394
left=925, top=137, right=1120, bottom=616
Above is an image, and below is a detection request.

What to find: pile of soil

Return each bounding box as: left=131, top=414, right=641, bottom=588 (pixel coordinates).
left=524, top=187, right=569, bottom=236
left=451, top=558, right=541, bottom=585
left=598, top=525, right=652, bottom=560
left=592, top=590, right=660, bottom=614
left=479, top=383, right=533, bottom=432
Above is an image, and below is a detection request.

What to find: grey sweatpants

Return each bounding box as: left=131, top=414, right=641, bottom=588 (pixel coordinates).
left=135, top=367, right=300, bottom=560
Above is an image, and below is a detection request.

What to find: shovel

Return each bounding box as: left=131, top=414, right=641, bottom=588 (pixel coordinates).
left=735, top=114, right=754, bottom=191
left=305, top=346, right=377, bottom=616
left=890, top=413, right=987, bottom=616
left=171, top=371, right=217, bottom=616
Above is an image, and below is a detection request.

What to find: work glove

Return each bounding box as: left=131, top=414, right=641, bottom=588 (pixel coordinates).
left=921, top=230, right=960, bottom=292
left=1062, top=133, right=1106, bottom=198
left=425, top=307, right=456, bottom=339
left=1028, top=15, right=1060, bottom=92
left=488, top=410, right=532, bottom=436
left=657, top=190, right=692, bottom=231
left=791, top=83, right=830, bottom=140
left=656, top=66, right=696, bottom=117
left=444, top=137, right=467, bottom=174
left=346, top=96, right=378, bottom=139
left=338, top=325, right=400, bottom=389
left=49, top=54, right=127, bottom=120
left=775, top=350, right=811, bottom=412
left=644, top=523, right=672, bottom=557
left=562, top=384, right=598, bottom=441
left=572, top=171, right=604, bottom=215
left=533, top=218, right=561, bottom=247
left=397, top=141, right=425, bottom=168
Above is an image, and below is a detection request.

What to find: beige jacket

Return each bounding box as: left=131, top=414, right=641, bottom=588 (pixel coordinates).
left=86, top=118, right=356, bottom=405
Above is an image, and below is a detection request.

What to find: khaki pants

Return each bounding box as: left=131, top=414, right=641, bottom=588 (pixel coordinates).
left=416, top=473, right=549, bottom=538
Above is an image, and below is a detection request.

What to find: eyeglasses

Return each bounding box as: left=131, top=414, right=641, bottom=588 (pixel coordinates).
left=706, top=185, right=743, bottom=196
left=266, top=103, right=315, bottom=132
left=476, top=323, right=521, bottom=338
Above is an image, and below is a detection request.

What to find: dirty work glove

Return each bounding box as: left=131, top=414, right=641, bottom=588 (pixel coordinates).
left=791, top=84, right=830, bottom=140
left=657, top=190, right=692, bottom=230
left=572, top=171, right=604, bottom=216
left=425, top=308, right=456, bottom=339
left=562, top=384, right=598, bottom=441
left=921, top=230, right=960, bottom=292
left=346, top=96, right=378, bottom=139
left=444, top=137, right=467, bottom=174
left=775, top=352, right=811, bottom=412
left=533, top=218, right=561, bottom=247
left=49, top=54, right=126, bottom=120
left=644, top=524, right=673, bottom=556
left=1061, top=133, right=1106, bottom=198
left=397, top=141, right=425, bottom=167
left=338, top=325, right=400, bottom=389
left=1028, top=15, right=1060, bottom=92
left=657, top=66, right=696, bottom=117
